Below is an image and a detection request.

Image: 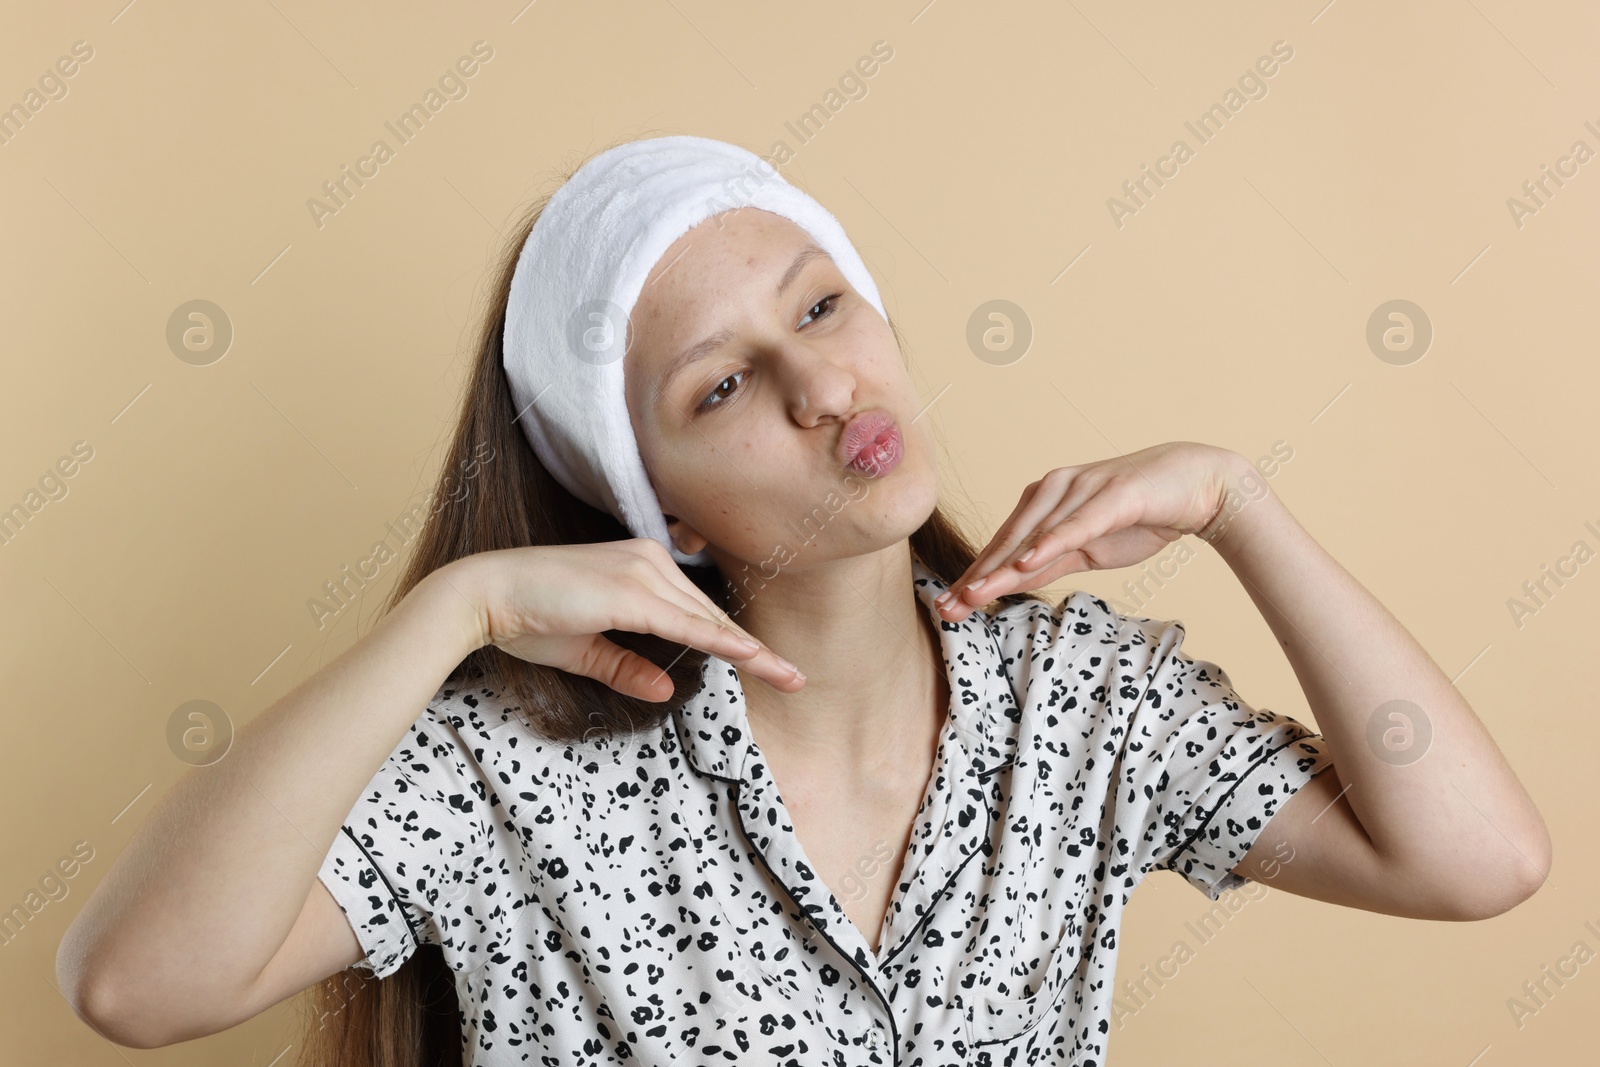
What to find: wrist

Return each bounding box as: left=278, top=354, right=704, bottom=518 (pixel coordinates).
left=1196, top=451, right=1268, bottom=552
left=416, top=556, right=491, bottom=657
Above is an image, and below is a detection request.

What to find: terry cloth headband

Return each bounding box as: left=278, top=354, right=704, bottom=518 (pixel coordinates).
left=502, top=133, right=888, bottom=568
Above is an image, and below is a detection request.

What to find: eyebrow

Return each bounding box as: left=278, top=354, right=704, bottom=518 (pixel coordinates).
left=654, top=243, right=834, bottom=400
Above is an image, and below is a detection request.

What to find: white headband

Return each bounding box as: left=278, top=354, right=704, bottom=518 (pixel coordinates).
left=502, top=134, right=888, bottom=568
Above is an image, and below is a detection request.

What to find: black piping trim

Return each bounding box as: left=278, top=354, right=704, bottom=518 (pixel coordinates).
left=1165, top=733, right=1328, bottom=867
left=965, top=923, right=1085, bottom=1049
left=340, top=824, right=424, bottom=953
left=668, top=689, right=759, bottom=785
left=876, top=762, right=1001, bottom=971
left=730, top=778, right=903, bottom=1066
left=944, top=598, right=1023, bottom=776
left=669, top=645, right=1015, bottom=1062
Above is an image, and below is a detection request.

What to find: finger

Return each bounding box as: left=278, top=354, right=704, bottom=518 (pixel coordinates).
left=952, top=497, right=1128, bottom=615
left=950, top=471, right=1113, bottom=596
left=947, top=484, right=1052, bottom=595
left=968, top=469, right=1101, bottom=584
left=588, top=638, right=678, bottom=702
left=939, top=550, right=1087, bottom=621
left=629, top=545, right=784, bottom=661
left=633, top=592, right=803, bottom=690
left=948, top=477, right=1079, bottom=597
left=1002, top=474, right=1119, bottom=570
left=644, top=565, right=766, bottom=651
left=634, top=580, right=803, bottom=688
left=1007, top=487, right=1131, bottom=575
left=939, top=487, right=1124, bottom=620
left=631, top=562, right=807, bottom=691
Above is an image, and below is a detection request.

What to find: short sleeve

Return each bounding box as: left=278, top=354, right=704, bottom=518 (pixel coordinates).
left=1086, top=596, right=1335, bottom=901
left=316, top=699, right=509, bottom=978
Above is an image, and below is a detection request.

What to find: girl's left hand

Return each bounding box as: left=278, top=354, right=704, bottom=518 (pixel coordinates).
left=935, top=441, right=1244, bottom=621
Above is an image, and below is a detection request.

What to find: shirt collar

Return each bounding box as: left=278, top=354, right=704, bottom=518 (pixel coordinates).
left=671, top=554, right=1021, bottom=783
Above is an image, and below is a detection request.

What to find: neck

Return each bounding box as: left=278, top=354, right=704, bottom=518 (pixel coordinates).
left=731, top=542, right=949, bottom=787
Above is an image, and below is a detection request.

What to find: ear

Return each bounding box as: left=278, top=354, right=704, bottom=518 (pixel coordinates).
left=663, top=513, right=710, bottom=556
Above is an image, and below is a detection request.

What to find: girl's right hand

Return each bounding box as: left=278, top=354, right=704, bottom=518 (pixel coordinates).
left=458, top=539, right=803, bottom=701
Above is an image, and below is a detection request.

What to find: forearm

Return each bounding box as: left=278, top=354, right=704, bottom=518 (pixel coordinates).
left=59, top=561, right=488, bottom=1018
left=1205, top=456, right=1550, bottom=907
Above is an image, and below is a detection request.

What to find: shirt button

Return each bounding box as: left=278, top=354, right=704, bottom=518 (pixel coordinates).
left=866, top=1027, right=883, bottom=1050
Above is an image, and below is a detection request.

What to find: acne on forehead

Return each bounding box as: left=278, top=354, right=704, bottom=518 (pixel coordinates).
left=632, top=227, right=837, bottom=401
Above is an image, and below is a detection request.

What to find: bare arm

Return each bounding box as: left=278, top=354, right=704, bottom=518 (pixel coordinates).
left=931, top=442, right=1551, bottom=921
left=56, top=537, right=798, bottom=1048
left=1210, top=455, right=1552, bottom=919
left=56, top=560, right=488, bottom=1047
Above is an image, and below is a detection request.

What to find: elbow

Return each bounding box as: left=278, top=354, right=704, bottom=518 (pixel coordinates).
left=60, top=968, right=169, bottom=1049
left=1447, top=882, right=1542, bottom=922
left=1446, top=829, right=1553, bottom=922
left=57, top=932, right=176, bottom=1049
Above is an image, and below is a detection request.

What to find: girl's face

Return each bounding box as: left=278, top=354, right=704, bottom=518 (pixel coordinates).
left=623, top=207, right=940, bottom=574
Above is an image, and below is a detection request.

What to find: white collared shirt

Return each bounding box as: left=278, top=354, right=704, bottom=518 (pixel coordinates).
left=318, top=555, right=1332, bottom=1065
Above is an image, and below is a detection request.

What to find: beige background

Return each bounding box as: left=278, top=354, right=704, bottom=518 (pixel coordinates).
left=3, top=0, right=1596, bottom=1063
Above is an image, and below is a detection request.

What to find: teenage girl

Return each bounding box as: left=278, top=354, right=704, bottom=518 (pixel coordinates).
left=58, top=138, right=1550, bottom=1067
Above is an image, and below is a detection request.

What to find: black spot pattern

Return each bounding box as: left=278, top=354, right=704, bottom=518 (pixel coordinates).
left=318, top=556, right=1333, bottom=1065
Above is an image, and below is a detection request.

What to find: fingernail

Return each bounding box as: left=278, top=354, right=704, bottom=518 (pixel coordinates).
left=1016, top=548, right=1036, bottom=565
left=935, top=591, right=952, bottom=606
left=966, top=576, right=987, bottom=592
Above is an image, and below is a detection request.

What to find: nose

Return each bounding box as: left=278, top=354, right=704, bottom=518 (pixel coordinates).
left=779, top=345, right=856, bottom=427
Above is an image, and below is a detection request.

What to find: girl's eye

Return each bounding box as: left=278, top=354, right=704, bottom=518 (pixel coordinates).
left=695, top=370, right=747, bottom=414
left=798, top=292, right=841, bottom=329
left=694, top=293, right=844, bottom=414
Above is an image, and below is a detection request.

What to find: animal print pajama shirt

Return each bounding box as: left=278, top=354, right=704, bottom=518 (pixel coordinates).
left=318, top=554, right=1333, bottom=1065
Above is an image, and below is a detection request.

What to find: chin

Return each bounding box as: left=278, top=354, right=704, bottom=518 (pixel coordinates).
left=852, top=465, right=942, bottom=542
left=715, top=480, right=936, bottom=572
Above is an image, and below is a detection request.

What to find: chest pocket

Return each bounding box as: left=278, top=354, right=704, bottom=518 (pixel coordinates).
left=963, top=927, right=1078, bottom=1060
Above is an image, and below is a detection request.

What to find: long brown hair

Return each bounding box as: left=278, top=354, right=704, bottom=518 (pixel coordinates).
left=294, top=135, right=1049, bottom=1067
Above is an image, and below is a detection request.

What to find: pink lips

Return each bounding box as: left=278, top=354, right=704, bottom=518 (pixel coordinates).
left=839, top=409, right=904, bottom=477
